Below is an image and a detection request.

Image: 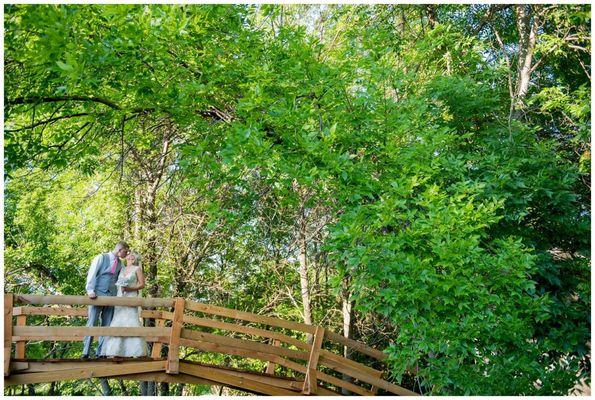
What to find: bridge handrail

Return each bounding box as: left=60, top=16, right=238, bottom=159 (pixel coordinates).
left=4, top=293, right=415, bottom=396
left=12, top=294, right=385, bottom=360
left=13, top=294, right=174, bottom=308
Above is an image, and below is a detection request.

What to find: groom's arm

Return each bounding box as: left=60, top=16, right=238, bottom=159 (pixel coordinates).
left=85, top=255, right=102, bottom=299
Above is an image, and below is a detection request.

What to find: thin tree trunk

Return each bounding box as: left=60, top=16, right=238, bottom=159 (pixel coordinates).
left=140, top=380, right=156, bottom=396
left=426, top=5, right=437, bottom=28
left=134, top=187, right=142, bottom=242
left=341, top=275, right=354, bottom=395
left=160, top=382, right=169, bottom=396
left=175, top=383, right=185, bottom=395
left=512, top=5, right=540, bottom=119
left=298, top=204, right=313, bottom=343
left=118, top=380, right=129, bottom=395
left=27, top=384, right=35, bottom=395
left=99, top=379, right=112, bottom=396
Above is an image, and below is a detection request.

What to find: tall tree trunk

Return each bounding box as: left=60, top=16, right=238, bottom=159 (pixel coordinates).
left=134, top=187, right=142, bottom=242
left=512, top=5, right=540, bottom=119
left=341, top=275, right=354, bottom=395
left=144, top=190, right=160, bottom=299
left=298, top=203, right=313, bottom=343
left=426, top=5, right=437, bottom=28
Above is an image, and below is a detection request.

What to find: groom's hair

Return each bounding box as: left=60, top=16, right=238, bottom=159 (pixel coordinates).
left=114, top=241, right=130, bottom=252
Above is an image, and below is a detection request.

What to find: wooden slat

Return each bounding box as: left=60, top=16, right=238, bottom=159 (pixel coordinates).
left=14, top=306, right=87, bottom=317
left=10, top=362, right=29, bottom=372
left=10, top=358, right=165, bottom=372
left=181, top=329, right=309, bottom=361
left=303, top=326, right=325, bottom=395
left=15, top=315, right=26, bottom=359
left=319, top=349, right=382, bottom=377
left=14, top=294, right=174, bottom=308
left=13, top=326, right=170, bottom=339
left=11, top=306, right=165, bottom=320
left=179, top=362, right=300, bottom=396
left=151, top=319, right=166, bottom=358
left=12, top=335, right=168, bottom=344
left=4, top=360, right=166, bottom=386
left=266, top=339, right=281, bottom=374
left=316, top=370, right=370, bottom=396
left=179, top=337, right=306, bottom=374
left=119, top=371, right=217, bottom=386
left=182, top=362, right=339, bottom=396
left=212, top=365, right=303, bottom=392
left=325, top=330, right=387, bottom=361
left=182, top=313, right=310, bottom=351
left=161, top=311, right=174, bottom=320
left=166, top=298, right=184, bottom=374
left=186, top=300, right=317, bottom=334
left=320, top=356, right=418, bottom=396
left=5, top=293, right=13, bottom=377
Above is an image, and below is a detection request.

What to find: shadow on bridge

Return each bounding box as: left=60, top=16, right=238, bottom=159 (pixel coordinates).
left=4, top=293, right=417, bottom=396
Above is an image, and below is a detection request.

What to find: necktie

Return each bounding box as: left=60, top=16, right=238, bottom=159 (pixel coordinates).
left=110, top=256, right=118, bottom=274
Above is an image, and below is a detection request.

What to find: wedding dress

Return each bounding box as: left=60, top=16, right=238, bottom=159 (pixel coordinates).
left=101, top=266, right=148, bottom=357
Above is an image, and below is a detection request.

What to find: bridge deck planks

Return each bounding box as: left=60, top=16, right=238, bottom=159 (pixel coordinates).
left=4, top=360, right=167, bottom=386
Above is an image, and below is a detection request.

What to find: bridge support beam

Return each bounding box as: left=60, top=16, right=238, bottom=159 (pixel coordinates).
left=302, top=326, right=325, bottom=395
left=166, top=298, right=185, bottom=374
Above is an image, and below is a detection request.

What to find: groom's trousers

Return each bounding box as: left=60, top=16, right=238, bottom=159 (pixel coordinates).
left=82, top=305, right=114, bottom=357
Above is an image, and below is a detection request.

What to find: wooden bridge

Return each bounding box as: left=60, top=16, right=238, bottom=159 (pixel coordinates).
left=3, top=293, right=417, bottom=396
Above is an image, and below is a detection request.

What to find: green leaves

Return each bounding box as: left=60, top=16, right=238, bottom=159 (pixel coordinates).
left=56, top=60, right=74, bottom=72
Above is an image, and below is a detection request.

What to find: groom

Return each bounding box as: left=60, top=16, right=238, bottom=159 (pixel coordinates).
left=82, top=241, right=130, bottom=358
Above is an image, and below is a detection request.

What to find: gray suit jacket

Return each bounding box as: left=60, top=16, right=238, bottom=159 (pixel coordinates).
left=86, top=253, right=123, bottom=296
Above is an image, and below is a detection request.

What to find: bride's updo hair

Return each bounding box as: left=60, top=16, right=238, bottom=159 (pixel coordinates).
left=131, top=251, right=141, bottom=266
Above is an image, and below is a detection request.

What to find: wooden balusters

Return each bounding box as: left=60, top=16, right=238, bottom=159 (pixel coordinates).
left=15, top=315, right=26, bottom=359
left=368, top=370, right=383, bottom=395
left=151, top=318, right=166, bottom=359
left=265, top=339, right=281, bottom=374
left=166, top=298, right=185, bottom=374
left=302, top=326, right=325, bottom=395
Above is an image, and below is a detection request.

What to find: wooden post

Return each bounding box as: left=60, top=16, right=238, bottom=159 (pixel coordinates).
left=166, top=298, right=184, bottom=374
left=302, top=326, right=324, bottom=395
left=15, top=315, right=26, bottom=359
left=151, top=319, right=166, bottom=359
left=4, top=293, right=14, bottom=376
left=369, top=370, right=383, bottom=395
left=265, top=339, right=281, bottom=375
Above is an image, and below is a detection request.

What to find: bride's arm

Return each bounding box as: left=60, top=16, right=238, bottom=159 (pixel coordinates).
left=124, top=267, right=146, bottom=292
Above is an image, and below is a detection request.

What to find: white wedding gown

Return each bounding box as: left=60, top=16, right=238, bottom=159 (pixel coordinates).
left=101, top=266, right=148, bottom=357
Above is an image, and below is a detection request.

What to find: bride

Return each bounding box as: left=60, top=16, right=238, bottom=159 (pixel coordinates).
left=101, top=251, right=148, bottom=357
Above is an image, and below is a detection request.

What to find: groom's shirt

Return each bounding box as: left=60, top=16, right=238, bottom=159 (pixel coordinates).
left=86, top=252, right=117, bottom=297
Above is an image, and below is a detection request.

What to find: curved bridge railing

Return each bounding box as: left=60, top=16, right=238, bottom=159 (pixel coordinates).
left=3, top=293, right=416, bottom=396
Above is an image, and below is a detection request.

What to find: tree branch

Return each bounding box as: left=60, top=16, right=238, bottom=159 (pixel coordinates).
left=5, top=112, right=89, bottom=132
left=8, top=95, right=121, bottom=109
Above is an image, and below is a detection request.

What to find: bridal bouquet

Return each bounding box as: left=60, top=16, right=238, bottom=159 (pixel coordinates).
left=115, top=275, right=132, bottom=287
